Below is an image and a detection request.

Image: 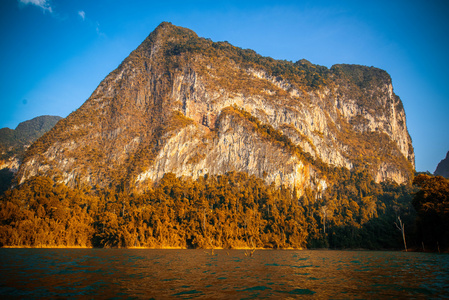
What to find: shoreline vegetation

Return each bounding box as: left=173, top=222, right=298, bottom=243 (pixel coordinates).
left=3, top=246, right=447, bottom=254
left=0, top=172, right=448, bottom=252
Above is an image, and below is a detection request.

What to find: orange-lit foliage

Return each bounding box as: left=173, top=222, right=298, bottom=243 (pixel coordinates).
left=0, top=169, right=417, bottom=250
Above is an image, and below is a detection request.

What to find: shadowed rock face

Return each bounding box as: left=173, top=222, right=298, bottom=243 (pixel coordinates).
left=16, top=22, right=414, bottom=195
left=435, top=151, right=449, bottom=178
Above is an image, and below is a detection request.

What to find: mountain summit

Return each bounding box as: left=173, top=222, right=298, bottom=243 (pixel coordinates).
left=17, top=22, right=414, bottom=194
left=434, top=151, right=449, bottom=178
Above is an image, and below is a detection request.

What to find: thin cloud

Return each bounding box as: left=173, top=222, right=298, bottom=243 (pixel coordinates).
left=78, top=10, right=86, bottom=21
left=96, top=22, right=106, bottom=37
left=18, top=0, right=53, bottom=13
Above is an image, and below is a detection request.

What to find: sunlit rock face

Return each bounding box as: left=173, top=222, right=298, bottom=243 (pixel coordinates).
left=17, top=22, right=414, bottom=194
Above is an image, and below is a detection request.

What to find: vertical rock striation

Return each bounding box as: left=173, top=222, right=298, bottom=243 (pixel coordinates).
left=17, top=22, right=414, bottom=195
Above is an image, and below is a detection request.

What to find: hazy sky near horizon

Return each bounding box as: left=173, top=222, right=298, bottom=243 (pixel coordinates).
left=1, top=0, right=448, bottom=173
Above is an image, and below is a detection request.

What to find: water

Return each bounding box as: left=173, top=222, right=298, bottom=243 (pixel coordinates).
left=1, top=249, right=448, bottom=299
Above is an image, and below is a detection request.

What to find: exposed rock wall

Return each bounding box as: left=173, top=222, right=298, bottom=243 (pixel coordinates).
left=16, top=22, right=415, bottom=194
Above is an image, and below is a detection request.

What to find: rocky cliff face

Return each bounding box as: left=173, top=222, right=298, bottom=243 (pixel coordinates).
left=17, top=23, right=414, bottom=194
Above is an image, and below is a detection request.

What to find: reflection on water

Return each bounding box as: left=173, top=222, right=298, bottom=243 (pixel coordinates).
left=1, top=249, right=448, bottom=299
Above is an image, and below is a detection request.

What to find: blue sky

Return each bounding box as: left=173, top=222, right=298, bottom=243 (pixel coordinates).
left=1, top=0, right=448, bottom=173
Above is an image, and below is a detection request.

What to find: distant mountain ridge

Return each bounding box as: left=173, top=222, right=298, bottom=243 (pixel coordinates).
left=434, top=151, right=449, bottom=178
left=0, top=115, right=62, bottom=160
left=17, top=22, right=414, bottom=195
left=0, top=115, right=61, bottom=193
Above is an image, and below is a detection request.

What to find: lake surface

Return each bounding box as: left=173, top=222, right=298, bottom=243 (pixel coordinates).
left=1, top=249, right=448, bottom=299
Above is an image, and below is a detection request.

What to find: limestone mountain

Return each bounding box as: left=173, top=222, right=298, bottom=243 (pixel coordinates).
left=0, top=115, right=61, bottom=193
left=0, top=115, right=62, bottom=170
left=1, top=115, right=62, bottom=160
left=434, top=151, right=449, bottom=178
left=16, top=22, right=414, bottom=195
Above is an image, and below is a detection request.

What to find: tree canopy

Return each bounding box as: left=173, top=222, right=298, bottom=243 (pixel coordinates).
left=0, top=169, right=420, bottom=250
left=412, top=174, right=449, bottom=250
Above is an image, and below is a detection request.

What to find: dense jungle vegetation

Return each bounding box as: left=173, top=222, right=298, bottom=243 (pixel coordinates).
left=0, top=170, right=447, bottom=251
left=1, top=23, right=442, bottom=251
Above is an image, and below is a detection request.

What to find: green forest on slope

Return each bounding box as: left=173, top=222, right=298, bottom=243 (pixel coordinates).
left=1, top=170, right=447, bottom=251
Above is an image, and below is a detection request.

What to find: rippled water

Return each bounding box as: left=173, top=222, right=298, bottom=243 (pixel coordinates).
left=1, top=248, right=448, bottom=299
